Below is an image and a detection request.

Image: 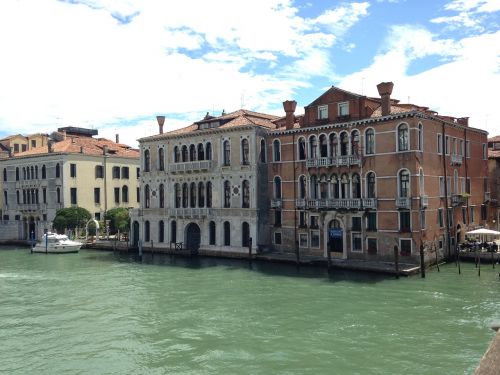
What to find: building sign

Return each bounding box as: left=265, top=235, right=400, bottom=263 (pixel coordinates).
left=329, top=228, right=343, bottom=238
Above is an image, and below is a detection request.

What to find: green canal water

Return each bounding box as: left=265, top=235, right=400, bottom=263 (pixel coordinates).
left=0, top=247, right=498, bottom=375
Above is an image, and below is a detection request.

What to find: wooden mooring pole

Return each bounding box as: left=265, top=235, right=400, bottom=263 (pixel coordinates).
left=248, top=237, right=252, bottom=260
left=327, top=240, right=333, bottom=272
left=434, top=245, right=440, bottom=272
left=420, top=244, right=425, bottom=278
left=151, top=240, right=154, bottom=260
left=394, top=245, right=399, bottom=279
left=138, top=240, right=143, bottom=261
left=457, top=246, right=461, bottom=275
left=478, top=250, right=481, bottom=277
left=295, top=240, right=300, bottom=265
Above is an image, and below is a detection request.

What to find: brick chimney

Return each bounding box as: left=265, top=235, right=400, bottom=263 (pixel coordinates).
left=376, top=82, right=394, bottom=117
left=283, top=100, right=297, bottom=130
left=156, top=115, right=165, bottom=134
left=62, top=130, right=67, bottom=140
left=115, top=134, right=119, bottom=143
left=48, top=140, right=54, bottom=153
left=103, top=145, right=108, bottom=155
left=457, top=117, right=469, bottom=126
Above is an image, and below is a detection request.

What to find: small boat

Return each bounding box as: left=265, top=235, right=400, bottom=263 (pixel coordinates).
left=33, top=233, right=82, bottom=254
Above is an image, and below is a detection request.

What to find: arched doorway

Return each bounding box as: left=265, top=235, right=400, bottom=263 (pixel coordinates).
left=28, top=217, right=36, bottom=241
left=328, top=219, right=344, bottom=256
left=185, top=223, right=201, bottom=252
left=132, top=221, right=139, bottom=247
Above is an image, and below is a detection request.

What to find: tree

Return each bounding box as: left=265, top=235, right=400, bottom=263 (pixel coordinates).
left=53, top=206, right=92, bottom=233
left=105, top=207, right=130, bottom=235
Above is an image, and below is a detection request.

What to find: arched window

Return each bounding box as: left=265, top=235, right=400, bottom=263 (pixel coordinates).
left=340, top=173, right=349, bottom=199
left=122, top=185, right=129, bottom=203
left=205, top=142, right=212, bottom=161
left=418, top=124, right=423, bottom=151
left=329, top=133, right=338, bottom=157
left=23, top=190, right=26, bottom=203
left=174, top=183, right=181, bottom=208
left=242, top=180, right=250, bottom=208
left=242, top=139, right=250, bottom=165
left=144, top=220, right=150, bottom=242
left=331, top=174, right=339, bottom=198
left=310, top=175, right=318, bottom=199
left=159, top=184, right=164, bottom=208
left=419, top=169, right=424, bottom=195
left=158, top=221, right=164, bottom=242
left=171, top=220, right=177, bottom=243
left=340, top=132, right=349, bottom=155
left=16, top=190, right=20, bottom=204
left=223, top=180, right=231, bottom=208
left=260, top=139, right=266, bottom=163
left=30, top=166, right=34, bottom=180
left=174, top=146, right=180, bottom=163
left=320, top=174, right=328, bottom=199
left=15, top=167, right=19, bottom=181
left=55, top=163, right=60, bottom=178
left=198, top=182, right=205, bottom=207
left=298, top=175, right=306, bottom=199
left=298, top=137, right=306, bottom=160
left=181, top=145, right=188, bottom=162
left=242, top=222, right=250, bottom=247
left=190, top=182, right=197, bottom=208
left=197, top=143, right=204, bottom=160
left=223, top=221, right=231, bottom=246
left=351, top=130, right=359, bottom=155
left=365, top=129, right=375, bottom=154
left=223, top=140, right=231, bottom=166
left=56, top=187, right=61, bottom=203
left=158, top=148, right=164, bottom=171
left=35, top=166, right=38, bottom=179
left=398, top=123, right=409, bottom=151
left=273, top=176, right=282, bottom=199
left=189, top=144, right=196, bottom=161
left=2, top=168, right=6, bottom=182
left=41, top=165, right=46, bottom=179
left=309, top=136, right=317, bottom=158
left=209, top=221, right=216, bottom=245
left=144, top=184, right=150, bottom=208
left=453, top=169, right=459, bottom=195
left=366, top=172, right=376, bottom=198
left=352, top=173, right=361, bottom=199
left=319, top=134, right=327, bottom=157
left=206, top=181, right=212, bottom=208
left=273, top=139, right=281, bottom=162
left=144, top=150, right=150, bottom=172
left=182, top=183, right=188, bottom=208
left=399, top=169, right=410, bottom=197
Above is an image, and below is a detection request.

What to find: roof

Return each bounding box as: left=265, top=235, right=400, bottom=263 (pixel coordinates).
left=13, top=136, right=139, bottom=158
left=488, top=135, right=500, bottom=143
left=306, top=86, right=365, bottom=107
left=140, top=109, right=279, bottom=141
left=489, top=149, right=500, bottom=159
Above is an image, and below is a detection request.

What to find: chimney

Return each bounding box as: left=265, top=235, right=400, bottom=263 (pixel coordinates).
left=48, top=140, right=54, bottom=153
left=103, top=145, right=108, bottom=155
left=80, top=146, right=84, bottom=154
left=71, top=137, right=76, bottom=144
left=283, top=100, right=297, bottom=130
left=156, top=115, right=165, bottom=134
left=62, top=130, right=67, bottom=140
left=376, top=82, right=394, bottom=117
left=457, top=117, right=469, bottom=126
left=115, top=134, right=119, bottom=143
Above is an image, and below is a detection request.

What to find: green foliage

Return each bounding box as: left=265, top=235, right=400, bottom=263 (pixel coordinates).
left=53, top=206, right=92, bottom=233
left=105, top=207, right=130, bottom=234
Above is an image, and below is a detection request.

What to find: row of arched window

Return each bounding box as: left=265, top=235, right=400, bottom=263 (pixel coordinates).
left=142, top=220, right=251, bottom=247
left=3, top=164, right=60, bottom=182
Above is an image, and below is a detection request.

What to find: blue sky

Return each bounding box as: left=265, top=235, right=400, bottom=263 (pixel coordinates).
left=0, top=0, right=499, bottom=147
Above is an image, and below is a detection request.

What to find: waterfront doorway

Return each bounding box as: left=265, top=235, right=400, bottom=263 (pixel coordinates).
left=328, top=219, right=344, bottom=255
left=185, top=223, right=201, bottom=252
left=132, top=221, right=139, bottom=247
left=28, top=217, right=36, bottom=241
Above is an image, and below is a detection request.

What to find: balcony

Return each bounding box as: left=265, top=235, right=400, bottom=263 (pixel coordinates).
left=270, top=199, right=282, bottom=208
left=395, top=197, right=411, bottom=209
left=362, top=198, right=377, bottom=209
left=420, top=195, right=429, bottom=208
left=305, top=198, right=362, bottom=210
left=450, top=154, right=463, bottom=165
left=171, top=208, right=212, bottom=218
left=19, top=203, right=44, bottom=212
left=306, top=155, right=361, bottom=168
left=169, top=160, right=214, bottom=173
left=451, top=194, right=466, bottom=207
left=295, top=199, right=306, bottom=209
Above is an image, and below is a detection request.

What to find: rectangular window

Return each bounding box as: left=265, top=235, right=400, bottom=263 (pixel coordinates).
left=438, top=208, right=444, bottom=227
left=31, top=140, right=36, bottom=148
left=274, top=210, right=282, bottom=227
left=310, top=215, right=319, bottom=229
left=274, top=232, right=282, bottom=245
left=95, top=165, right=104, bottom=178
left=136, top=167, right=140, bottom=179
left=338, top=102, right=349, bottom=116
left=470, top=206, right=475, bottom=223
left=352, top=233, right=362, bottom=252
left=22, top=144, right=27, bottom=152
left=459, top=140, right=464, bottom=156
left=70, top=163, right=76, bottom=177
left=439, top=176, right=445, bottom=197
left=437, top=134, right=443, bottom=154
left=351, top=216, right=362, bottom=231
left=462, top=206, right=467, bottom=224
left=367, top=238, right=377, bottom=255
left=310, top=230, right=320, bottom=248
left=13, top=144, right=19, bottom=153
left=400, top=239, right=412, bottom=256
left=299, top=211, right=306, bottom=227
left=94, top=188, right=100, bottom=204
left=299, top=233, right=308, bottom=247
left=466, top=140, right=470, bottom=158
left=481, top=204, right=487, bottom=221
left=448, top=208, right=453, bottom=228
left=399, top=211, right=411, bottom=232
left=112, top=166, right=120, bottom=179
left=136, top=187, right=140, bottom=203
left=366, top=212, right=377, bottom=231
left=420, top=210, right=426, bottom=229
left=95, top=212, right=101, bottom=221
left=483, top=143, right=487, bottom=159
left=445, top=136, right=449, bottom=154
left=114, top=187, right=120, bottom=203
left=318, top=105, right=328, bottom=120
left=122, top=167, right=129, bottom=179
left=70, top=188, right=77, bottom=205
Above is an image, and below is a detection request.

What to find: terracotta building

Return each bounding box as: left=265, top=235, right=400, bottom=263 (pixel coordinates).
left=487, top=136, right=500, bottom=230
left=268, top=82, right=489, bottom=262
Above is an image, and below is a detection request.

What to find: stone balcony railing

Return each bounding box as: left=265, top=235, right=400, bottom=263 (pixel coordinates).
left=270, top=199, right=282, bottom=208
left=169, top=160, right=214, bottom=173
left=297, top=198, right=376, bottom=210
left=18, top=203, right=47, bottom=212
left=171, top=208, right=212, bottom=218
left=450, top=154, right=463, bottom=165
left=306, top=155, right=361, bottom=168
left=420, top=195, right=429, bottom=208
left=451, top=194, right=467, bottom=206
left=395, top=196, right=411, bottom=209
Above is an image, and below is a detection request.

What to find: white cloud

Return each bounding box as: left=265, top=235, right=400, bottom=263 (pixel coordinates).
left=431, top=0, right=500, bottom=29
left=312, top=2, right=370, bottom=35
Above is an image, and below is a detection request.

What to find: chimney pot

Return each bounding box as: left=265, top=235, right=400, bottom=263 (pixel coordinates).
left=156, top=116, right=165, bottom=134
left=62, top=130, right=67, bottom=140
left=115, top=134, right=119, bottom=143
left=376, top=82, right=394, bottom=116
left=103, top=145, right=108, bottom=155
left=283, top=100, right=297, bottom=130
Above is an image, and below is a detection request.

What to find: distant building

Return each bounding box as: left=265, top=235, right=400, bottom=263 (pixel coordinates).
left=487, top=136, right=500, bottom=230
left=0, top=127, right=140, bottom=241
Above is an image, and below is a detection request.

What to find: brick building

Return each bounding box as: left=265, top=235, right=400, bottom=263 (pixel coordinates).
left=268, top=82, right=489, bottom=262
left=487, top=136, right=500, bottom=230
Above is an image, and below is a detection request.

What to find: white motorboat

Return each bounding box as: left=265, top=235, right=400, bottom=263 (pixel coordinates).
left=33, top=233, right=82, bottom=254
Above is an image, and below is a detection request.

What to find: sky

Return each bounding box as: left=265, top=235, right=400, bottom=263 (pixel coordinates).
left=0, top=0, right=499, bottom=148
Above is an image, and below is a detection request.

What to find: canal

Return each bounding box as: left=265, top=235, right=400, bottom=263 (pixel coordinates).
left=0, top=247, right=498, bottom=374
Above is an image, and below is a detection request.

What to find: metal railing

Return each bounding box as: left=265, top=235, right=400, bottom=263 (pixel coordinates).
left=450, top=154, right=463, bottom=165
left=451, top=194, right=466, bottom=206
